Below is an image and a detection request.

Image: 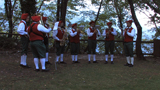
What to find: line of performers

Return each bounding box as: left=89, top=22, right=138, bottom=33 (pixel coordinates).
left=17, top=13, right=136, bottom=72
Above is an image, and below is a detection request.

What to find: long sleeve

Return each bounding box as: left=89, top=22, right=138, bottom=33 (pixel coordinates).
left=123, top=27, right=135, bottom=37
left=102, top=29, right=106, bottom=37
left=17, top=23, right=28, bottom=35
left=53, top=30, right=60, bottom=41
left=37, top=24, right=51, bottom=33
left=123, top=30, right=125, bottom=36
left=127, top=28, right=135, bottom=37
left=111, top=28, right=117, bottom=36
left=79, top=33, right=83, bottom=37
left=69, top=29, right=77, bottom=37
left=97, top=29, right=101, bottom=36
left=87, top=28, right=94, bottom=37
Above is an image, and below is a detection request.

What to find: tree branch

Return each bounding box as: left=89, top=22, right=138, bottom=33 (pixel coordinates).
left=37, top=0, right=45, bottom=13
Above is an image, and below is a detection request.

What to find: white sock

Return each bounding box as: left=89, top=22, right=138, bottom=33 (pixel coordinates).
left=34, top=58, right=39, bottom=69
left=40, top=58, right=46, bottom=69
left=105, top=55, right=108, bottom=61
left=56, top=56, right=60, bottom=62
left=23, top=55, right=27, bottom=65
left=93, top=54, right=96, bottom=61
left=75, top=55, right=78, bottom=61
left=88, top=54, right=91, bottom=61
left=45, top=52, right=49, bottom=62
left=71, top=55, right=74, bottom=61
left=60, top=54, right=63, bottom=62
left=20, top=55, right=24, bottom=65
left=126, top=57, right=130, bottom=64
left=130, top=57, right=134, bottom=65
left=111, top=55, right=114, bottom=62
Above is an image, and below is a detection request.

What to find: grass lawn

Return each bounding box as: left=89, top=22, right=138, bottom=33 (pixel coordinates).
left=0, top=52, right=160, bottom=90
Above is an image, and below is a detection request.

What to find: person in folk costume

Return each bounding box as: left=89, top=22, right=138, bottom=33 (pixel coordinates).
left=87, top=21, right=101, bottom=63
left=17, top=13, right=31, bottom=68
left=123, top=20, right=136, bottom=67
left=53, top=21, right=67, bottom=64
left=27, top=16, right=51, bottom=71
left=102, top=22, right=117, bottom=64
left=42, top=17, right=52, bottom=65
left=69, top=23, right=82, bottom=63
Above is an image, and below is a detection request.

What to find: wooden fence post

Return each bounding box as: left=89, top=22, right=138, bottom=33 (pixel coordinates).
left=154, top=39, right=160, bottom=57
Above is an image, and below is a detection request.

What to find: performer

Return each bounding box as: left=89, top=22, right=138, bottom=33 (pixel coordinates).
left=28, top=15, right=51, bottom=71
left=69, top=23, right=82, bottom=63
left=42, top=17, right=52, bottom=65
left=17, top=13, right=31, bottom=68
left=53, top=21, right=67, bottom=64
left=87, top=21, right=101, bottom=63
left=123, top=20, right=136, bottom=67
left=102, top=22, right=117, bottom=64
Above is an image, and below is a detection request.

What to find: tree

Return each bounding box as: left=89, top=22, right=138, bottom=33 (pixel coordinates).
left=56, top=0, right=69, bottom=26
left=127, top=0, right=145, bottom=60
left=19, top=0, right=37, bottom=15
left=5, top=0, right=17, bottom=37
left=135, top=0, right=160, bottom=38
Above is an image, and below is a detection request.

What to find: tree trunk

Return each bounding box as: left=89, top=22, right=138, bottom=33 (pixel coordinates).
left=61, top=0, right=68, bottom=26
left=56, top=0, right=68, bottom=25
left=19, top=0, right=36, bottom=15
left=5, top=0, right=13, bottom=38
left=127, top=0, right=145, bottom=60
left=20, top=0, right=37, bottom=25
left=94, top=0, right=103, bottom=23
left=56, top=0, right=60, bottom=21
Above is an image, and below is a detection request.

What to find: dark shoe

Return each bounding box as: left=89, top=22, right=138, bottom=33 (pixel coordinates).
left=75, top=61, right=80, bottom=63
left=128, top=64, right=134, bottom=67
left=34, top=69, right=40, bottom=72
left=20, top=64, right=24, bottom=67
left=42, top=69, right=50, bottom=72
left=111, top=61, right=114, bottom=64
left=93, top=61, right=98, bottom=63
left=124, top=63, right=129, bottom=66
left=60, top=61, right=67, bottom=64
left=88, top=61, right=91, bottom=64
left=72, top=61, right=75, bottom=64
left=45, top=61, right=52, bottom=65
left=104, top=61, right=108, bottom=64
left=23, top=64, right=31, bottom=68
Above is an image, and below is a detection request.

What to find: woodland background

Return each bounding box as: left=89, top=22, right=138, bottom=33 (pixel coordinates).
left=0, top=0, right=160, bottom=60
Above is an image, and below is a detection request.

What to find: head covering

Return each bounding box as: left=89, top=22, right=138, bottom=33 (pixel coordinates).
left=42, top=17, right=47, bottom=21
left=58, top=21, right=63, bottom=26
left=31, top=16, right=40, bottom=22
left=72, top=23, right=77, bottom=28
left=21, top=13, right=29, bottom=20
left=126, top=20, right=133, bottom=24
left=89, top=21, right=95, bottom=25
left=107, top=22, right=112, bottom=25
left=53, top=21, right=59, bottom=30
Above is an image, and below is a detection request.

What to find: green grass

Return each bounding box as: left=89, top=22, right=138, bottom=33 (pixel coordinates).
left=0, top=53, right=160, bottom=90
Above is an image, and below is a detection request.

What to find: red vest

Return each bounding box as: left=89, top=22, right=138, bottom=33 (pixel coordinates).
left=88, top=27, right=97, bottom=40
left=105, top=28, right=114, bottom=41
left=56, top=28, right=64, bottom=42
left=124, top=27, right=133, bottom=42
left=70, top=29, right=80, bottom=43
left=19, top=21, right=27, bottom=37
left=28, top=23, right=45, bottom=41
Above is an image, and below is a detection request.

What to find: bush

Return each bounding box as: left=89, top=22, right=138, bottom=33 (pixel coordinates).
left=0, top=36, right=20, bottom=50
